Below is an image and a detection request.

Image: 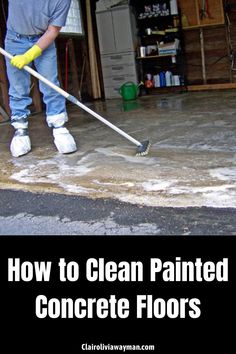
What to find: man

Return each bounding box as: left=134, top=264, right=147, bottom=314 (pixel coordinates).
left=5, top=0, right=77, bottom=157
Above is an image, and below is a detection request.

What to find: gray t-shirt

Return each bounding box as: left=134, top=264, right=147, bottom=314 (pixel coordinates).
left=7, top=0, right=72, bottom=35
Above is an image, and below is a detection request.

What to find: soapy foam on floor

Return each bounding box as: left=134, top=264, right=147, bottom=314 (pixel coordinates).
left=95, top=147, right=159, bottom=165
left=209, top=167, right=236, bottom=181
left=9, top=155, right=236, bottom=208
left=142, top=180, right=173, bottom=191
left=59, top=184, right=96, bottom=194
left=93, top=179, right=135, bottom=187
left=116, top=187, right=236, bottom=208
left=10, top=154, right=96, bottom=184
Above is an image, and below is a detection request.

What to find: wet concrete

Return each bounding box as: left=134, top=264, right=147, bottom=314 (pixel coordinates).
left=0, top=90, right=236, bottom=208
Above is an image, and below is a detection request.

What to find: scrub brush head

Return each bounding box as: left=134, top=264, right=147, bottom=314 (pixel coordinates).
left=136, top=140, right=151, bottom=156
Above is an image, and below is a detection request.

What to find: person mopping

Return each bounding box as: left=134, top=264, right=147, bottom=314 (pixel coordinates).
left=4, top=0, right=77, bottom=157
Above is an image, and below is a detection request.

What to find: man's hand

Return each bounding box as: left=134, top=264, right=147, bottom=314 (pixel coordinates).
left=11, top=44, right=42, bottom=69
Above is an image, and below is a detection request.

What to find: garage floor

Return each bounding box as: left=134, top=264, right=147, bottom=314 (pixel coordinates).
left=0, top=90, right=236, bottom=209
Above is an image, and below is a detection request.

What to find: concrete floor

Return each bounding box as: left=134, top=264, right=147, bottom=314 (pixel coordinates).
left=0, top=90, right=236, bottom=208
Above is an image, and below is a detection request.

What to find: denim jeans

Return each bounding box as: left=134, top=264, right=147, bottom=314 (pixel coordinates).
left=5, top=29, right=67, bottom=128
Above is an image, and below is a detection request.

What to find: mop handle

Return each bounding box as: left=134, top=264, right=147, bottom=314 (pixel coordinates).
left=0, top=47, right=142, bottom=147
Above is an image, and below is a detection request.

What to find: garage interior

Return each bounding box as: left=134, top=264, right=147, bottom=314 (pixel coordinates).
left=0, top=0, right=236, bottom=209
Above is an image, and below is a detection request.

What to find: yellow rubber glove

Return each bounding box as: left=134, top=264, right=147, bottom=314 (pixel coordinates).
left=11, top=45, right=42, bottom=69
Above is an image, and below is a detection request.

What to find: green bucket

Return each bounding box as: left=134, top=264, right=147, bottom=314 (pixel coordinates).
left=119, top=81, right=138, bottom=101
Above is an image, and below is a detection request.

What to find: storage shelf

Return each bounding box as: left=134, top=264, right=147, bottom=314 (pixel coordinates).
left=142, top=30, right=180, bottom=37
left=141, top=86, right=186, bottom=95
left=137, top=54, right=176, bottom=59
left=134, top=1, right=185, bottom=91
left=138, top=15, right=174, bottom=20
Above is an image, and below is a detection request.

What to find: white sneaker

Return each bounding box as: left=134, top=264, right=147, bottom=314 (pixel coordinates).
left=10, top=130, right=31, bottom=157
left=53, top=127, right=77, bottom=154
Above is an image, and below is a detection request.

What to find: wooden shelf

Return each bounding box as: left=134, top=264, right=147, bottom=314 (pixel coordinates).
left=187, top=83, right=236, bottom=91
left=183, top=23, right=226, bottom=31
left=178, top=0, right=225, bottom=29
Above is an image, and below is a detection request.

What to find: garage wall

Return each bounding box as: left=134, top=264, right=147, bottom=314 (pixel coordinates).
left=179, top=0, right=233, bottom=86
left=183, top=26, right=231, bottom=85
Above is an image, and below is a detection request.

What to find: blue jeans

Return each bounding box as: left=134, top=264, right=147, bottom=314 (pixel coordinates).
left=5, top=29, right=67, bottom=128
